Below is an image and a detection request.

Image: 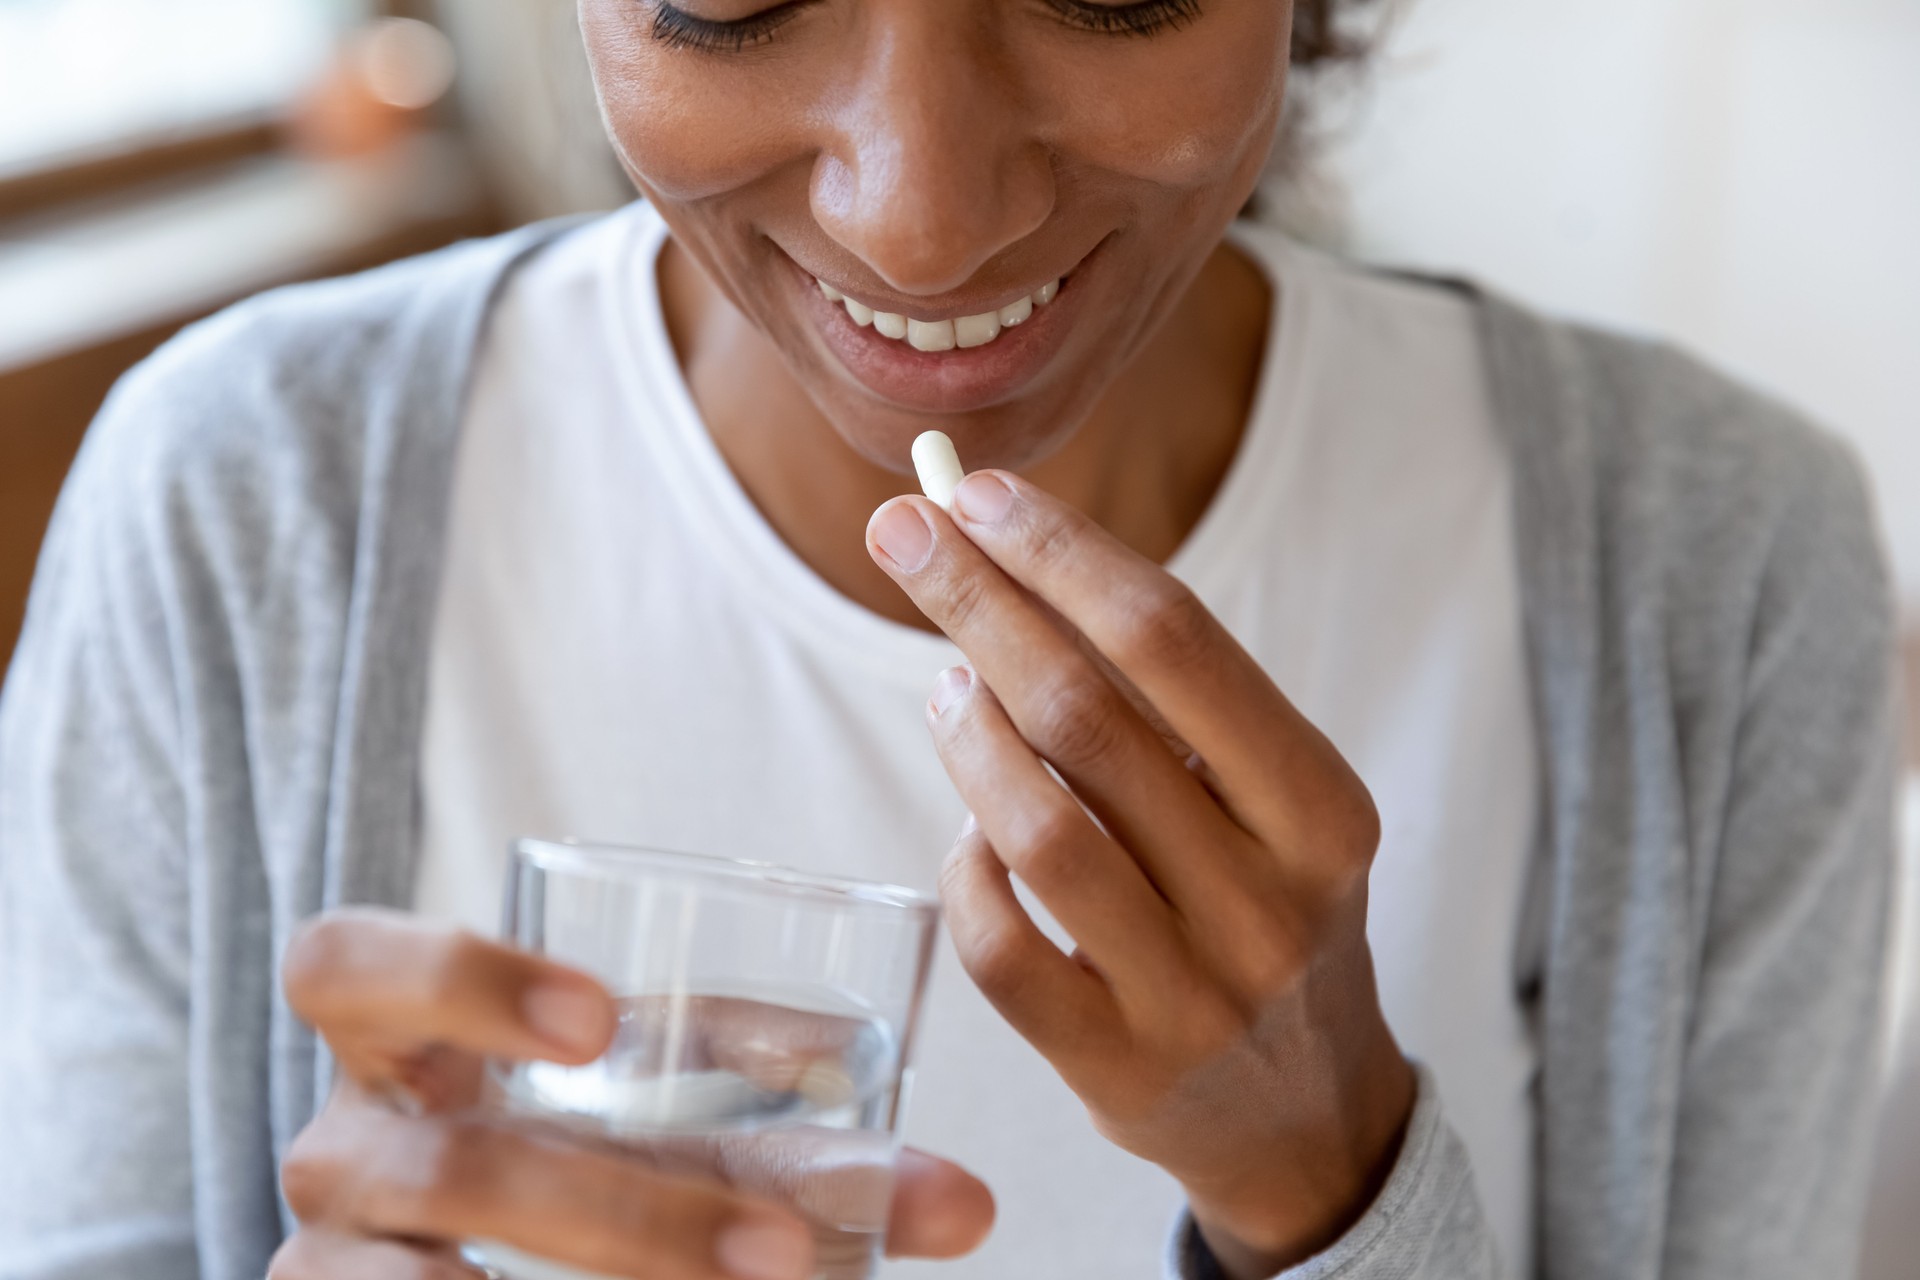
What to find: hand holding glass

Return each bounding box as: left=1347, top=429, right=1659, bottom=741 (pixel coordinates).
left=471, top=839, right=940, bottom=1280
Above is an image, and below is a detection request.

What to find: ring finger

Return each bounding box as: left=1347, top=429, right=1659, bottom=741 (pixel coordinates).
left=925, top=667, right=1192, bottom=1003
left=269, top=1230, right=485, bottom=1280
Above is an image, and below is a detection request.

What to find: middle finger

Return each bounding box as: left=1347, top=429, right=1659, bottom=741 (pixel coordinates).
left=867, top=496, right=1251, bottom=914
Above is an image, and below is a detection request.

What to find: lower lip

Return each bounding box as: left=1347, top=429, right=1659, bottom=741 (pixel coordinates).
left=791, top=254, right=1088, bottom=414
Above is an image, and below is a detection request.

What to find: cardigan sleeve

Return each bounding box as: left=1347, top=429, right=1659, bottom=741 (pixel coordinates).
left=1655, top=432, right=1899, bottom=1276
left=1166, top=1064, right=1504, bottom=1279
left=0, top=367, right=203, bottom=1280
left=0, top=224, right=579, bottom=1280
left=1169, top=426, right=1897, bottom=1280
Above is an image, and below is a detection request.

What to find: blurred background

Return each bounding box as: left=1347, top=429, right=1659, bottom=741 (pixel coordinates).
left=0, top=0, right=1914, bottom=1270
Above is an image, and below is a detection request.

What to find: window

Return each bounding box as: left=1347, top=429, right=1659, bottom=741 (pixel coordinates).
left=0, top=0, right=349, bottom=173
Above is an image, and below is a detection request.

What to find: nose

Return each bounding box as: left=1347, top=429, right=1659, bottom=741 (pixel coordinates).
left=811, top=14, right=1055, bottom=297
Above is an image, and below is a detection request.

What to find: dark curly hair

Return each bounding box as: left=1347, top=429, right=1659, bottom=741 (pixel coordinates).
left=1255, top=0, right=1387, bottom=204
left=1290, top=0, right=1379, bottom=67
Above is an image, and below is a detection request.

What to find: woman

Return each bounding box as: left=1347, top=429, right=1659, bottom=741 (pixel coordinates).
left=1, top=2, right=1898, bottom=1278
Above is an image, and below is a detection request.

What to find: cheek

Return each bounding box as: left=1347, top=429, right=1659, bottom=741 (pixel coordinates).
left=1048, top=14, right=1291, bottom=192
left=578, top=2, right=817, bottom=204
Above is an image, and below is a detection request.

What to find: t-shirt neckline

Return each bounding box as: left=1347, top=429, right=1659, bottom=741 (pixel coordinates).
left=601, top=202, right=1313, bottom=687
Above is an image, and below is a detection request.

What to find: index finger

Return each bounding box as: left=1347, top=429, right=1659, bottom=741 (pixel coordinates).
left=945, top=470, right=1358, bottom=840
left=283, top=908, right=616, bottom=1078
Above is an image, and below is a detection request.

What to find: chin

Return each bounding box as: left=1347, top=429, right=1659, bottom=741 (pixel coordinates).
left=813, top=384, right=1096, bottom=478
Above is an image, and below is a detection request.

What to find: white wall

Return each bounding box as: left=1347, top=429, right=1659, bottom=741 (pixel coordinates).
left=1315, top=0, right=1920, bottom=606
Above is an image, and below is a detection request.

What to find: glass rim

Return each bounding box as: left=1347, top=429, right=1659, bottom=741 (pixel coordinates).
left=511, top=837, right=940, bottom=915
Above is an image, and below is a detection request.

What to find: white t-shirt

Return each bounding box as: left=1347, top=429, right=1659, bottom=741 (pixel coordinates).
left=416, top=203, right=1540, bottom=1278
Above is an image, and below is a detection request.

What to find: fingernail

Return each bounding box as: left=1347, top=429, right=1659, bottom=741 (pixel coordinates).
left=872, top=502, right=934, bottom=572
left=522, top=982, right=608, bottom=1055
left=954, top=473, right=1015, bottom=525
left=959, top=810, right=978, bottom=837
left=929, top=665, right=973, bottom=718
left=716, top=1215, right=813, bottom=1280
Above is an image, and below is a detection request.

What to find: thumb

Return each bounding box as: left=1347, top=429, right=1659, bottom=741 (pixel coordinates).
left=886, top=1147, right=995, bottom=1259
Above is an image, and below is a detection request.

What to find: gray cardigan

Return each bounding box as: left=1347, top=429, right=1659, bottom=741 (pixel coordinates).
left=0, top=217, right=1899, bottom=1280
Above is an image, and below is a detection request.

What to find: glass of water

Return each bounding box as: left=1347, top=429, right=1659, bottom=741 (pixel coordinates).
left=471, top=838, right=940, bottom=1280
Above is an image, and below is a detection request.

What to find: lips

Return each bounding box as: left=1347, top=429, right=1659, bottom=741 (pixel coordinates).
left=787, top=247, right=1092, bottom=414
left=816, top=276, right=1060, bottom=352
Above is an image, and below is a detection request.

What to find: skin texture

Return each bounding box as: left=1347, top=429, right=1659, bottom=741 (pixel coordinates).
left=277, top=3, right=1414, bottom=1278
left=605, top=0, right=1279, bottom=629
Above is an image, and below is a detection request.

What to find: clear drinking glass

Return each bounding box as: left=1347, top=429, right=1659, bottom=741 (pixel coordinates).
left=470, top=838, right=941, bottom=1280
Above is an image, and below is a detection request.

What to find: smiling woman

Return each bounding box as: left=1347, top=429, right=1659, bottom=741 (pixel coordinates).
left=0, top=4, right=1899, bottom=1280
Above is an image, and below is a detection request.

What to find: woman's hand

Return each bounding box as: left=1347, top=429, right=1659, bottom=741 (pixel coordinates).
left=866, top=472, right=1416, bottom=1278
left=271, top=910, right=992, bottom=1280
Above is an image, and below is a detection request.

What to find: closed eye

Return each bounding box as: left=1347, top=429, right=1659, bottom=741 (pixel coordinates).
left=648, top=0, right=1205, bottom=53
left=649, top=0, right=813, bottom=52
left=1043, top=0, right=1205, bottom=38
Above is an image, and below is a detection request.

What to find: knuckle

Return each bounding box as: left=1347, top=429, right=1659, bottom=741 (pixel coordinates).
left=382, top=1253, right=450, bottom=1280
left=1321, top=847, right=1372, bottom=899
left=1313, top=785, right=1383, bottom=890
left=1111, top=579, right=1214, bottom=672
left=1344, top=790, right=1384, bottom=864
left=281, top=1089, right=378, bottom=1225
left=1014, top=507, right=1080, bottom=578
left=1230, top=926, right=1310, bottom=997
left=270, top=1233, right=467, bottom=1280
left=281, top=914, right=355, bottom=1015
left=416, top=1117, right=497, bottom=1203
left=1028, top=677, right=1126, bottom=769
left=937, top=842, right=1047, bottom=1005
left=936, top=561, right=997, bottom=636
left=999, top=803, right=1095, bottom=891
left=266, top=1234, right=315, bottom=1280
left=407, top=1254, right=480, bottom=1280
left=280, top=1136, right=333, bottom=1224
left=393, top=1251, right=483, bottom=1280
left=935, top=839, right=981, bottom=902
left=1172, top=984, right=1256, bottom=1059
left=935, top=685, right=991, bottom=754
left=376, top=1117, right=500, bottom=1230
left=1206, top=873, right=1315, bottom=994
left=420, top=930, right=490, bottom=1008
left=963, top=927, right=1038, bottom=1003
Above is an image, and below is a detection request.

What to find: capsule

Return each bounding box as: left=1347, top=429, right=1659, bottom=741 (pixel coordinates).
left=912, top=430, right=965, bottom=511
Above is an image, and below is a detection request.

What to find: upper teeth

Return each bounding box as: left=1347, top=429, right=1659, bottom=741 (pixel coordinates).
left=816, top=277, right=1059, bottom=352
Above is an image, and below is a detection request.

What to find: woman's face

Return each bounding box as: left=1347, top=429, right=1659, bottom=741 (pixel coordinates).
left=581, top=0, right=1293, bottom=472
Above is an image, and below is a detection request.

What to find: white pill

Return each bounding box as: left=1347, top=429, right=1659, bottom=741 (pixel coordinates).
left=912, top=430, right=965, bottom=511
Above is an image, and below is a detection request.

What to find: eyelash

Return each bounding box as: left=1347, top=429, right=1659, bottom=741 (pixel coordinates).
left=648, top=0, right=1204, bottom=53
left=650, top=0, right=807, bottom=52
left=1043, top=0, right=1203, bottom=38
